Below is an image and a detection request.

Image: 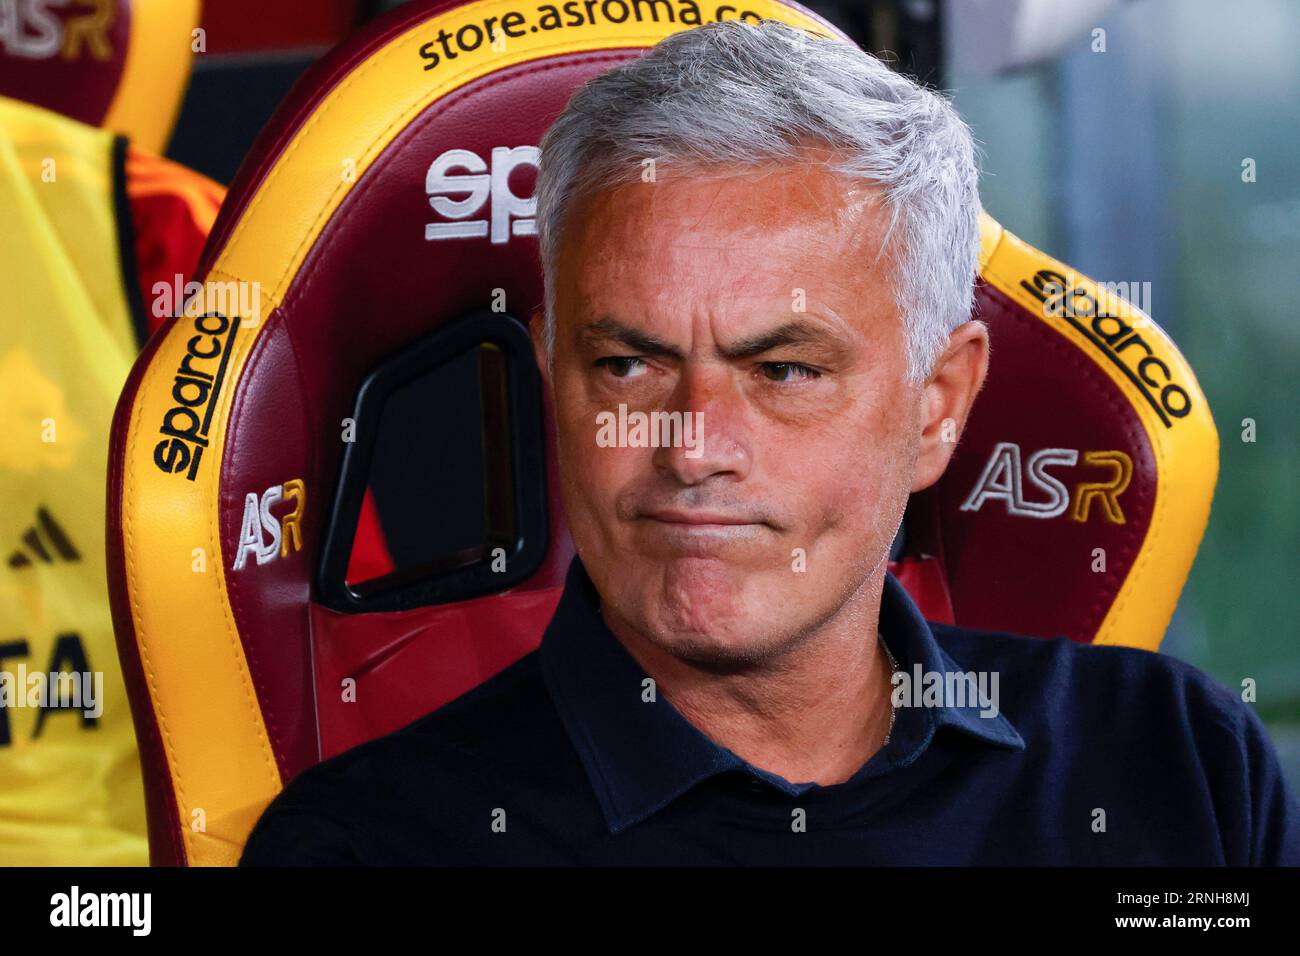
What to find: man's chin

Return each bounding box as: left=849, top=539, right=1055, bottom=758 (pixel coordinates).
left=643, top=623, right=785, bottom=673
left=639, top=581, right=797, bottom=671
left=596, top=554, right=802, bottom=667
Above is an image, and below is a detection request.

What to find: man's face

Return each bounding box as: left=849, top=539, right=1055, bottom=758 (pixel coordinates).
left=541, top=158, right=935, bottom=668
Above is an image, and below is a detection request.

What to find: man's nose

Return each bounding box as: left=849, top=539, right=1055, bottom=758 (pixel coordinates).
left=651, top=367, right=752, bottom=486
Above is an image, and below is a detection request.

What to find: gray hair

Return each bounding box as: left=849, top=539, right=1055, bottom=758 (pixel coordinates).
left=534, top=18, right=981, bottom=382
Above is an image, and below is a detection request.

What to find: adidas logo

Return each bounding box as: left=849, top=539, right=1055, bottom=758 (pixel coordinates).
left=7, top=507, right=80, bottom=569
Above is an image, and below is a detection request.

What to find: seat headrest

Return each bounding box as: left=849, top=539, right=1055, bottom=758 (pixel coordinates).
left=107, top=0, right=1217, bottom=865
left=0, top=0, right=199, bottom=151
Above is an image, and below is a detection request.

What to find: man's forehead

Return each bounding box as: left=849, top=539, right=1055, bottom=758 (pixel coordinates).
left=573, top=160, right=889, bottom=242
left=559, top=162, right=894, bottom=311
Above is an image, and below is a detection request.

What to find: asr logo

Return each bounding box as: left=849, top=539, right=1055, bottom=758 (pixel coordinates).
left=233, top=479, right=305, bottom=571
left=961, top=442, right=1133, bottom=524
left=0, top=0, right=116, bottom=61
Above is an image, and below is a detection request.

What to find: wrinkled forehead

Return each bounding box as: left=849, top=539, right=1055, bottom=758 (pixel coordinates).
left=556, top=160, right=898, bottom=324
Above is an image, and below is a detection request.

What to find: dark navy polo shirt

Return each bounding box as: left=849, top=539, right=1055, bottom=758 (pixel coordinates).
left=241, top=558, right=1300, bottom=865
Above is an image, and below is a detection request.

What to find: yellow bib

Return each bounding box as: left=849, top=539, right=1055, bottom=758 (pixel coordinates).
left=0, top=96, right=146, bottom=865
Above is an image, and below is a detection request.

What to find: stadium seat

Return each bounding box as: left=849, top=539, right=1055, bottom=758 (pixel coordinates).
left=0, top=0, right=200, bottom=154
left=105, top=0, right=1219, bottom=865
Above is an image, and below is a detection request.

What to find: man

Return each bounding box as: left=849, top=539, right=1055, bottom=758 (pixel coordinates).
left=241, top=19, right=1299, bottom=865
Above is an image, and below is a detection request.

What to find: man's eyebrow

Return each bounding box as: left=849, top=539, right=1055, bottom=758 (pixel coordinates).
left=718, top=320, right=850, bottom=361
left=580, top=318, right=686, bottom=360
left=578, top=316, right=852, bottom=363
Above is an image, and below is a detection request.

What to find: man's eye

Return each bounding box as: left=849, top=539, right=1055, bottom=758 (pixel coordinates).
left=760, top=362, right=821, bottom=383
left=595, top=356, right=648, bottom=379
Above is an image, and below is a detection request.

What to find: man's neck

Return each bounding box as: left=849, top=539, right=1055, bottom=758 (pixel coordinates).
left=603, top=574, right=894, bottom=787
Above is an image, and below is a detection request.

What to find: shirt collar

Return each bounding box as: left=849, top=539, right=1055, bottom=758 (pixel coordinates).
left=539, top=557, right=1024, bottom=834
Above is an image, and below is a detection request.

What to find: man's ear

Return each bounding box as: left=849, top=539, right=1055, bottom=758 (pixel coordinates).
left=529, top=309, right=551, bottom=391
left=911, top=319, right=990, bottom=493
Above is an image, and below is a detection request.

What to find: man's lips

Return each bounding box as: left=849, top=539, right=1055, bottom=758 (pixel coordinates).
left=640, top=509, right=766, bottom=527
